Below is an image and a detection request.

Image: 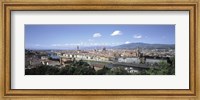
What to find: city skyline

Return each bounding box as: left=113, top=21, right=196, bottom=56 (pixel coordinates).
left=25, top=25, right=175, bottom=49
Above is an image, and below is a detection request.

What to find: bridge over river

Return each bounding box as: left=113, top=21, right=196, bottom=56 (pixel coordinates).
left=84, top=60, right=149, bottom=69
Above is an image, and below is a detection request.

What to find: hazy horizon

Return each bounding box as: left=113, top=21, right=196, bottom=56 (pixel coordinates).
left=25, top=42, right=175, bottom=50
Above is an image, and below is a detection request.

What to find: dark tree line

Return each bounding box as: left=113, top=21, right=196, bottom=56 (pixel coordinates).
left=25, top=60, right=131, bottom=75
left=26, top=60, right=95, bottom=75
left=25, top=57, right=175, bottom=75
left=141, top=57, right=175, bottom=75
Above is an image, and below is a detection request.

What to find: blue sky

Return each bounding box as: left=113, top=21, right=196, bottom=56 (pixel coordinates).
left=25, top=25, right=175, bottom=49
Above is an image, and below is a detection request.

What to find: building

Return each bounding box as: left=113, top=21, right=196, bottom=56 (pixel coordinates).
left=60, top=57, right=74, bottom=65
left=41, top=56, right=48, bottom=60
left=118, top=57, right=140, bottom=63
left=145, top=57, right=168, bottom=64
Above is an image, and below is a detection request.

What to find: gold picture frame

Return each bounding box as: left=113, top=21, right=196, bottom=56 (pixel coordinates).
left=0, top=0, right=199, bottom=99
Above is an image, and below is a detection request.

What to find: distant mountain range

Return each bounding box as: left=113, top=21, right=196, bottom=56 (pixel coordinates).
left=80, top=42, right=175, bottom=50
left=113, top=42, right=175, bottom=49
left=26, top=42, right=175, bottom=50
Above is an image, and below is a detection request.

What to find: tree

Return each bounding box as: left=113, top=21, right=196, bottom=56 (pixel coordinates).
left=108, top=67, right=130, bottom=75
left=96, top=66, right=110, bottom=75
left=46, top=66, right=60, bottom=75
left=25, top=65, right=56, bottom=75
left=59, top=60, right=96, bottom=75
left=168, top=56, right=175, bottom=75
left=57, top=66, right=72, bottom=75
left=144, top=59, right=174, bottom=75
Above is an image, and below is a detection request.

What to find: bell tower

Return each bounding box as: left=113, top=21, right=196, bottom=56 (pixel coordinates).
left=136, top=47, right=140, bottom=57
left=77, top=46, right=79, bottom=51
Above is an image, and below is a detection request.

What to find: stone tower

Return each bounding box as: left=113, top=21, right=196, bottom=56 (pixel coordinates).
left=77, top=46, right=79, bottom=51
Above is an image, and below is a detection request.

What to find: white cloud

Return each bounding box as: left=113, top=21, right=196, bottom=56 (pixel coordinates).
left=35, top=44, right=41, bottom=46
left=93, top=33, right=102, bottom=38
left=88, top=39, right=94, bottom=42
left=51, top=44, right=62, bottom=46
left=125, top=41, right=130, bottom=44
left=94, top=43, right=99, bottom=46
left=64, top=43, right=69, bottom=45
left=51, top=42, right=112, bottom=47
left=133, top=35, right=142, bottom=39
left=111, top=30, right=122, bottom=36
left=70, top=43, right=80, bottom=46
left=52, top=43, right=81, bottom=47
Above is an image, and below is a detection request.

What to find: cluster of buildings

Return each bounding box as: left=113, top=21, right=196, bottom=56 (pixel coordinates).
left=25, top=46, right=174, bottom=71
left=59, top=46, right=170, bottom=66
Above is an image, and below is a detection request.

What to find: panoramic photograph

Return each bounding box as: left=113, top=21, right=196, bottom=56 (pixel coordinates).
left=25, top=25, right=175, bottom=75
